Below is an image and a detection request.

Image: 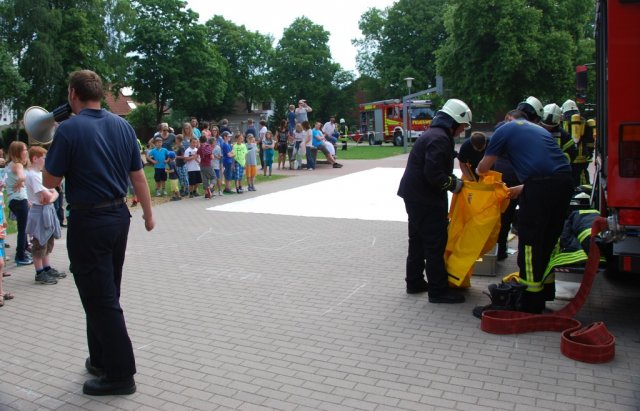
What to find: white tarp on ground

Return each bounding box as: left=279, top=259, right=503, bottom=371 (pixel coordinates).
left=208, top=167, right=461, bottom=222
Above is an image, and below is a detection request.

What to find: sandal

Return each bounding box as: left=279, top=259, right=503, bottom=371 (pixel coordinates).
left=3, top=292, right=14, bottom=300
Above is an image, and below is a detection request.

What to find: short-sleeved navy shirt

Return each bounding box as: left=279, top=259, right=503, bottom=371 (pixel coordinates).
left=45, top=108, right=143, bottom=205
left=485, top=120, right=570, bottom=183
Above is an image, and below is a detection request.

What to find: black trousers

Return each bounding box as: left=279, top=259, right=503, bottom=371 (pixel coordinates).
left=68, top=203, right=135, bottom=380
left=517, top=174, right=574, bottom=312
left=404, top=200, right=449, bottom=294
left=497, top=198, right=518, bottom=256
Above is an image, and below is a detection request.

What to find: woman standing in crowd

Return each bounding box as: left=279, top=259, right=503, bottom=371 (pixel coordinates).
left=6, top=141, right=32, bottom=266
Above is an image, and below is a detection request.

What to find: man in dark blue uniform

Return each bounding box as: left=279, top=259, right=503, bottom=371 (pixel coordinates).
left=397, top=99, right=472, bottom=303
left=477, top=119, right=573, bottom=313
left=44, top=70, right=155, bottom=396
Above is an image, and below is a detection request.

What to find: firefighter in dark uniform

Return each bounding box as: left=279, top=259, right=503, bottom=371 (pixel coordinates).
left=477, top=119, right=574, bottom=313
left=397, top=99, right=472, bottom=304
left=338, top=118, right=349, bottom=151
left=561, top=99, right=595, bottom=186
left=540, top=103, right=575, bottom=163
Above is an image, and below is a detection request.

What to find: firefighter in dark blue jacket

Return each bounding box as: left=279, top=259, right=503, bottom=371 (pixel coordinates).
left=397, top=99, right=472, bottom=304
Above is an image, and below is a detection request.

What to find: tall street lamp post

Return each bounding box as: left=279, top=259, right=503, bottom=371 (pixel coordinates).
left=403, top=77, right=414, bottom=154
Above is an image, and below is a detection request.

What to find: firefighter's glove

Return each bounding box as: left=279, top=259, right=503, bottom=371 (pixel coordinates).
left=445, top=174, right=463, bottom=194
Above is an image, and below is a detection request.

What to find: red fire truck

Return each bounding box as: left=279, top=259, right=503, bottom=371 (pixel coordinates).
left=593, top=0, right=640, bottom=273
left=358, top=99, right=435, bottom=146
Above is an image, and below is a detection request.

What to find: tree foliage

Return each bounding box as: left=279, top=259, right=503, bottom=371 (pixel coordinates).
left=436, top=0, right=595, bottom=121
left=355, top=0, right=447, bottom=99
left=205, top=16, right=274, bottom=118
left=0, top=0, right=129, bottom=113
left=270, top=17, right=340, bottom=121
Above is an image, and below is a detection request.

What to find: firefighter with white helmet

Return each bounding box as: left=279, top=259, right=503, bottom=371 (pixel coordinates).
left=338, top=118, right=349, bottom=151
left=397, top=98, right=472, bottom=304
left=540, top=103, right=574, bottom=164
left=561, top=99, right=595, bottom=186
left=516, top=96, right=544, bottom=123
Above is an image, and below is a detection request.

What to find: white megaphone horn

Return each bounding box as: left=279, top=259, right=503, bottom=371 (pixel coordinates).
left=23, top=103, right=72, bottom=145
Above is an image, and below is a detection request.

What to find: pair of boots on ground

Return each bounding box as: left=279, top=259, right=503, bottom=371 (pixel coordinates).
left=473, top=280, right=528, bottom=318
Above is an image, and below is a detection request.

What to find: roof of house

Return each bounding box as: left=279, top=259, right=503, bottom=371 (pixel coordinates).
left=104, top=88, right=138, bottom=117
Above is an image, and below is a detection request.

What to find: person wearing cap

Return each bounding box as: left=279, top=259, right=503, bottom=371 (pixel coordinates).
left=295, top=99, right=312, bottom=124
left=476, top=117, right=574, bottom=314
left=397, top=98, right=471, bottom=304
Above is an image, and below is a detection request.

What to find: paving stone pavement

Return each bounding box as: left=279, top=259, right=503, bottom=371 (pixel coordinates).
left=1, top=153, right=639, bottom=411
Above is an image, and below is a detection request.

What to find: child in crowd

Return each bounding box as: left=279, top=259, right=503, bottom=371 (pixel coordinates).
left=287, top=104, right=296, bottom=137
left=166, top=151, right=181, bottom=201
left=276, top=120, right=288, bottom=170
left=147, top=136, right=169, bottom=196
left=245, top=135, right=258, bottom=191
left=174, top=134, right=189, bottom=196
left=197, top=135, right=215, bottom=198
left=262, top=130, right=275, bottom=176
left=292, top=122, right=305, bottom=170
left=211, top=137, right=223, bottom=196
left=184, top=136, right=202, bottom=197
left=221, top=131, right=234, bottom=194
left=232, top=133, right=247, bottom=193
left=25, top=146, right=64, bottom=285
left=303, top=121, right=315, bottom=170
left=287, top=132, right=296, bottom=170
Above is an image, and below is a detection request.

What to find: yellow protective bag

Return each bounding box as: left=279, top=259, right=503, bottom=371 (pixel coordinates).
left=445, top=171, right=510, bottom=288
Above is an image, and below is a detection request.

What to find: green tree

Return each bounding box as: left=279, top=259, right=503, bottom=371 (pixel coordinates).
left=0, top=0, right=129, bottom=112
left=270, top=17, right=340, bottom=121
left=0, top=43, right=28, bottom=118
left=436, top=0, right=595, bottom=121
left=354, top=0, right=447, bottom=98
left=127, top=0, right=227, bottom=123
left=205, top=16, right=274, bottom=118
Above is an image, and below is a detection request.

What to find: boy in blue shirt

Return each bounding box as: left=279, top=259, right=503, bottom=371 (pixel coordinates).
left=146, top=136, right=169, bottom=196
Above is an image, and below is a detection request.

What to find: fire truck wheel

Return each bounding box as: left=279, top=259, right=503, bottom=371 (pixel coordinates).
left=368, top=133, right=375, bottom=146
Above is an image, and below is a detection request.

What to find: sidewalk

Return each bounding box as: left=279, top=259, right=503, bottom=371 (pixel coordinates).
left=1, top=154, right=639, bottom=410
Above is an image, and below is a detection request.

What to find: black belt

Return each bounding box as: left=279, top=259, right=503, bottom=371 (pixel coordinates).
left=67, top=198, right=126, bottom=211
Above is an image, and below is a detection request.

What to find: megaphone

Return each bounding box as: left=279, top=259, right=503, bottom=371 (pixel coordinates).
left=23, top=103, right=72, bottom=145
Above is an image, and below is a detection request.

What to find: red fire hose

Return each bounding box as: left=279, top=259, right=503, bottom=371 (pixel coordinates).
left=480, top=217, right=615, bottom=363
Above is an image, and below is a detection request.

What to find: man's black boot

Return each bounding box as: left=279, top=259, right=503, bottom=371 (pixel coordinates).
left=83, top=376, right=136, bottom=396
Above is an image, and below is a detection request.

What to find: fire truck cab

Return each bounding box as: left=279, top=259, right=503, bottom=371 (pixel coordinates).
left=358, top=99, right=434, bottom=146
left=594, top=0, right=640, bottom=273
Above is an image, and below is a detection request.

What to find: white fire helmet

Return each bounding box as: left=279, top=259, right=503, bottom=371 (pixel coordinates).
left=561, top=99, right=579, bottom=114
left=541, top=103, right=562, bottom=127
left=440, top=99, right=472, bottom=129
left=339, top=118, right=345, bottom=124
left=525, top=96, right=544, bottom=118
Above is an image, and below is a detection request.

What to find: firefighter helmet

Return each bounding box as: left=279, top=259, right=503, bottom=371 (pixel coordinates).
left=561, top=99, right=579, bottom=114
left=516, top=96, right=544, bottom=121
left=339, top=118, right=345, bottom=124
left=440, top=99, right=472, bottom=129
left=541, top=103, right=562, bottom=127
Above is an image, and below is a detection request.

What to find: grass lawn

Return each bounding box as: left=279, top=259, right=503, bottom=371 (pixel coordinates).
left=337, top=144, right=406, bottom=159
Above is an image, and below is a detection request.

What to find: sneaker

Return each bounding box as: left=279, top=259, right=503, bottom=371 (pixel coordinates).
left=162, top=191, right=167, bottom=196
left=15, top=257, right=33, bottom=266
left=189, top=193, right=194, bottom=198
left=223, top=188, right=233, bottom=194
left=35, top=272, right=57, bottom=285
left=236, top=188, right=241, bottom=194
left=170, top=197, right=181, bottom=201
left=218, top=191, right=224, bottom=196
left=45, top=267, right=67, bottom=279
left=193, top=191, right=200, bottom=197
left=333, top=163, right=343, bottom=168
left=155, top=190, right=161, bottom=197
